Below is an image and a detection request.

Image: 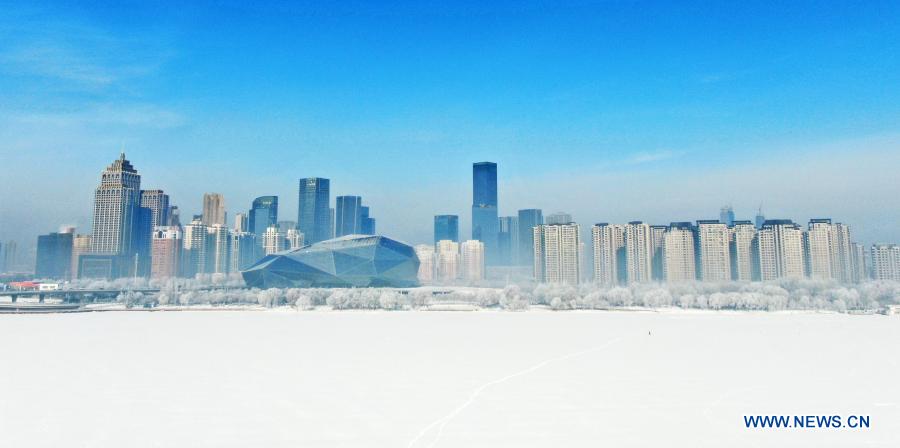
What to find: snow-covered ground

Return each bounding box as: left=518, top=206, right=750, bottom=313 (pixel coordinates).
left=0, top=311, right=897, bottom=447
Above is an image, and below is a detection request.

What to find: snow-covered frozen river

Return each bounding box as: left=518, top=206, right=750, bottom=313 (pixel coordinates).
left=1, top=310, right=897, bottom=447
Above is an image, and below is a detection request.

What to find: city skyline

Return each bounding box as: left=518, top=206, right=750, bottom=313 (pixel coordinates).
left=2, top=2, right=900, bottom=255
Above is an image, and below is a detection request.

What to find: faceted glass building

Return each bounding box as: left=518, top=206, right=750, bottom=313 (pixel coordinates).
left=241, top=235, right=420, bottom=288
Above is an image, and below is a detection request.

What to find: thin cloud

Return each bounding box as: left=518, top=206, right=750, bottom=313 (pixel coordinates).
left=625, top=149, right=685, bottom=165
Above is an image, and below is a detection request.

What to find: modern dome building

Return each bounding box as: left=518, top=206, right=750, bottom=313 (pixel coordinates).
left=241, top=235, right=420, bottom=288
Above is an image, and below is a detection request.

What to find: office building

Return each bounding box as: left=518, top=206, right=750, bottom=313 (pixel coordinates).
left=719, top=205, right=735, bottom=227
left=471, top=162, right=499, bottom=265
left=202, top=193, right=226, bottom=226
left=286, top=228, right=305, bottom=250
left=35, top=231, right=74, bottom=280
left=230, top=232, right=257, bottom=272
left=335, top=195, right=363, bottom=237
left=70, top=234, right=91, bottom=279
left=233, top=212, right=248, bottom=233
left=360, top=206, right=376, bottom=235
left=545, top=212, right=573, bottom=225
left=298, top=178, right=331, bottom=244
left=434, top=215, right=459, bottom=244
left=140, top=190, right=169, bottom=229
left=498, top=216, right=518, bottom=266
left=517, top=209, right=543, bottom=266
left=90, top=154, right=142, bottom=275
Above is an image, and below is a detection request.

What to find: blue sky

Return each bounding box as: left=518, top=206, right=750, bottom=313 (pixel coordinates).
left=2, top=1, right=900, bottom=257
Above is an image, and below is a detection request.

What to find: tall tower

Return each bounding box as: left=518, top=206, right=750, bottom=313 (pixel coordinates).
left=472, top=162, right=499, bottom=265
left=434, top=215, right=459, bottom=243
left=90, top=154, right=142, bottom=275
left=202, top=193, right=226, bottom=226
left=297, top=178, right=331, bottom=244
left=517, top=209, right=543, bottom=266
left=249, top=196, right=278, bottom=237
left=335, top=195, right=362, bottom=237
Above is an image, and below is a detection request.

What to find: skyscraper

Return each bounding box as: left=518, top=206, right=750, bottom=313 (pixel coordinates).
left=497, top=216, right=518, bottom=266
left=233, top=213, right=248, bottom=233
left=730, top=221, right=758, bottom=281
left=140, top=190, right=170, bottom=229
left=285, top=228, right=304, bottom=250
left=35, top=231, right=74, bottom=280
left=805, top=219, right=836, bottom=280
left=230, top=232, right=257, bottom=272
left=360, top=206, right=376, bottom=235
left=517, top=209, right=543, bottom=266
left=414, top=244, right=435, bottom=284
left=870, top=244, right=899, bottom=281
left=534, top=223, right=581, bottom=285
left=335, top=195, right=362, bottom=237
left=90, top=153, right=142, bottom=276
left=696, top=220, right=731, bottom=281
left=435, top=240, right=460, bottom=282
left=151, top=227, right=182, bottom=279
left=719, top=205, right=735, bottom=227
left=472, top=162, right=499, bottom=265
left=70, top=234, right=91, bottom=280
left=591, top=223, right=624, bottom=286
left=663, top=222, right=696, bottom=282
left=650, top=225, right=667, bottom=281
left=208, top=224, right=231, bottom=274
left=757, top=220, right=805, bottom=281
left=297, top=178, right=331, bottom=244
left=249, top=196, right=278, bottom=237
left=624, top=221, right=653, bottom=283
left=755, top=206, right=766, bottom=230
left=263, top=226, right=286, bottom=255
left=434, top=215, right=459, bottom=244
left=182, top=218, right=209, bottom=278
left=459, top=240, right=485, bottom=282
left=202, top=193, right=226, bottom=226
left=545, top=212, right=573, bottom=225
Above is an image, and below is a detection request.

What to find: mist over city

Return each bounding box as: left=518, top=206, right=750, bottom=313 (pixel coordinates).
left=2, top=2, right=900, bottom=448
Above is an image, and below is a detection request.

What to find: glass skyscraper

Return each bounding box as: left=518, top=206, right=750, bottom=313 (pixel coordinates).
left=335, top=195, right=362, bottom=237
left=517, top=209, right=543, bottom=266
left=472, top=162, right=499, bottom=265
left=434, top=215, right=459, bottom=243
left=249, top=196, right=278, bottom=237
left=298, top=178, right=331, bottom=244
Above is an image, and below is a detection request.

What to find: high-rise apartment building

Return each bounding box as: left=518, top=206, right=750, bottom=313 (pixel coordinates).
left=624, top=221, right=653, bottom=283
left=472, top=162, right=499, bottom=265
left=233, top=213, right=248, bottom=233
left=434, top=215, right=459, bottom=244
left=208, top=224, right=231, bottom=274
left=663, top=222, right=696, bottom=282
left=263, top=226, right=286, bottom=255
left=696, top=220, right=731, bottom=281
left=297, top=178, right=331, bottom=244
left=757, top=220, right=805, bottom=281
left=517, top=209, right=543, bottom=266
left=182, top=219, right=209, bottom=278
left=730, top=221, right=757, bottom=281
left=435, top=240, right=460, bottom=282
left=202, top=193, right=226, bottom=226
left=850, top=242, right=867, bottom=283
left=414, top=244, right=435, bottom=284
left=805, top=219, right=835, bottom=280
left=871, top=244, right=900, bottom=281
left=650, top=225, right=667, bottom=281
left=459, top=240, right=485, bottom=282
left=497, top=216, right=518, bottom=266
left=285, top=228, right=304, bottom=250
left=591, top=223, right=624, bottom=286
left=151, top=226, right=182, bottom=279
left=534, top=223, right=580, bottom=285
left=831, top=223, right=854, bottom=283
